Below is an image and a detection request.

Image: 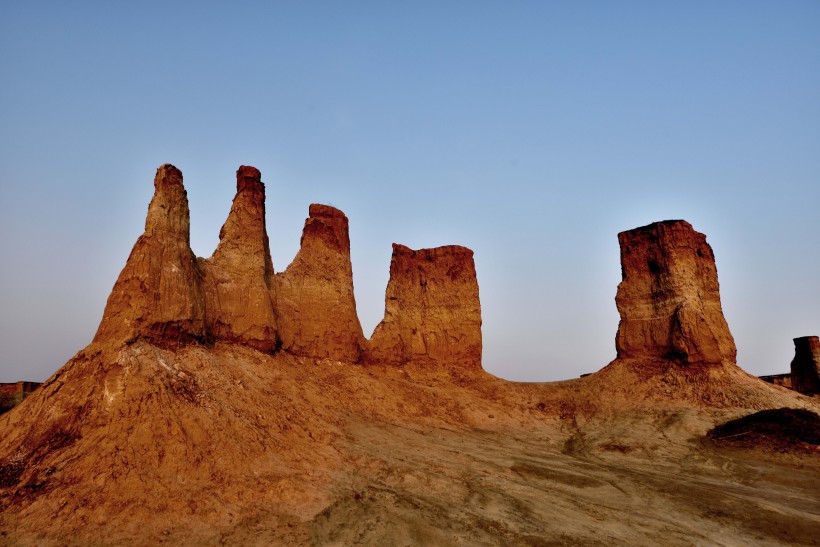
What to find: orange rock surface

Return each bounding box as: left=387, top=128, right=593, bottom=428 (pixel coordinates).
left=614, top=220, right=737, bottom=365
left=274, top=204, right=366, bottom=361
left=200, top=166, right=278, bottom=352
left=93, top=164, right=207, bottom=346
left=367, top=244, right=482, bottom=368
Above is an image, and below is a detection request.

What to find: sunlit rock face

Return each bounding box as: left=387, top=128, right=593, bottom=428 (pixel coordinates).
left=200, top=166, right=278, bottom=353
left=274, top=204, right=366, bottom=362
left=94, top=164, right=206, bottom=346
left=790, top=336, right=820, bottom=394
left=614, top=220, right=736, bottom=365
left=366, top=244, right=482, bottom=368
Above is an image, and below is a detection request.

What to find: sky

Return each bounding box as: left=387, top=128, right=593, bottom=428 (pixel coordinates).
left=0, top=1, right=818, bottom=383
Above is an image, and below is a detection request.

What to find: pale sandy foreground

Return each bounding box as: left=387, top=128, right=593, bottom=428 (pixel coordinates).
left=1, top=343, right=818, bottom=546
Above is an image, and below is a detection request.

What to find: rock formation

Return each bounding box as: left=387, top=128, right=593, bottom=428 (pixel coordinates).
left=790, top=336, right=820, bottom=394
left=94, top=164, right=206, bottom=346
left=200, top=166, right=278, bottom=352
left=614, top=220, right=736, bottom=365
left=367, top=244, right=482, bottom=368
left=275, top=204, right=366, bottom=361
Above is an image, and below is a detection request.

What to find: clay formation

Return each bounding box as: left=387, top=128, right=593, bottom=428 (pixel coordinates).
left=367, top=244, right=482, bottom=368
left=614, top=220, right=736, bottom=365
left=200, top=166, right=279, bottom=352
left=790, top=336, right=820, bottom=394
left=275, top=204, right=366, bottom=362
left=94, top=164, right=206, bottom=346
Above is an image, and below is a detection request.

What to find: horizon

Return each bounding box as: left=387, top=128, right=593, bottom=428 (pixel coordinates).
left=1, top=2, right=818, bottom=383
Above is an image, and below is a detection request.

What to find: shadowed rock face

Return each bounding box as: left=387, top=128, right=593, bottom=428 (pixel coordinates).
left=615, top=220, right=736, bottom=365
left=274, top=204, right=366, bottom=361
left=367, top=244, right=482, bottom=368
left=200, top=166, right=278, bottom=352
left=791, top=336, right=820, bottom=394
left=94, top=164, right=206, bottom=346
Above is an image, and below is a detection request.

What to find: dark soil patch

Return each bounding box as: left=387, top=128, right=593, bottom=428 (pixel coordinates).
left=706, top=408, right=820, bottom=452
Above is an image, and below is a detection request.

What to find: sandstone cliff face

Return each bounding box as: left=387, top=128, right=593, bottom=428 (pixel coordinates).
left=615, top=220, right=736, bottom=365
left=367, top=244, right=482, bottom=368
left=790, top=336, right=820, bottom=394
left=94, top=164, right=206, bottom=346
left=274, top=204, right=365, bottom=361
left=200, top=167, right=278, bottom=352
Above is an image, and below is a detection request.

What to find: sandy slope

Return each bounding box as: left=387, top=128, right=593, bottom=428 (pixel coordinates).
left=0, top=341, right=818, bottom=545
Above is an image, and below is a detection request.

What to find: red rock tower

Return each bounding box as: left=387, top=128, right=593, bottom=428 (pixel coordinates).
left=200, top=166, right=279, bottom=352
left=614, top=220, right=736, bottom=365
left=94, top=164, right=206, bottom=345
left=367, top=244, right=482, bottom=368
left=274, top=204, right=366, bottom=361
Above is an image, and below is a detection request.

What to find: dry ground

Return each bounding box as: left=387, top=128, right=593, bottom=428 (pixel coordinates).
left=1, top=342, right=818, bottom=545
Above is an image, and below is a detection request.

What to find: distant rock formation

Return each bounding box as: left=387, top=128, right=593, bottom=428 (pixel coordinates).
left=94, top=164, right=206, bottom=346
left=367, top=244, right=482, bottom=368
left=790, top=336, right=820, bottom=394
left=275, top=204, right=366, bottom=361
left=200, top=166, right=278, bottom=352
left=614, top=220, right=736, bottom=365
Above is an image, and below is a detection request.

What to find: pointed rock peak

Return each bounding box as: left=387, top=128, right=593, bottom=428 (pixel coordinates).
left=274, top=203, right=364, bottom=361
left=300, top=203, right=351, bottom=254
left=145, top=163, right=191, bottom=239
left=202, top=165, right=277, bottom=351
left=94, top=164, right=205, bottom=346
left=615, top=219, right=736, bottom=365
left=237, top=165, right=262, bottom=187
left=790, top=336, right=820, bottom=394
left=366, top=243, right=482, bottom=368
left=212, top=165, right=271, bottom=265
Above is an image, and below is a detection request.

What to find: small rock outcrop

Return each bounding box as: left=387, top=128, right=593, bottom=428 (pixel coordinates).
left=275, top=204, right=366, bottom=361
left=200, top=166, right=278, bottom=352
left=94, top=164, right=206, bottom=346
left=367, top=244, right=482, bottom=368
left=790, top=336, right=820, bottom=394
left=614, top=220, right=736, bottom=365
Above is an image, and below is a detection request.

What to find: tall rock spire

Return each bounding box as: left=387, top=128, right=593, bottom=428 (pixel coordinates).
left=366, top=244, right=483, bottom=368
left=94, top=164, right=206, bottom=345
left=614, top=220, right=736, bottom=365
left=200, top=166, right=278, bottom=352
left=274, top=204, right=365, bottom=361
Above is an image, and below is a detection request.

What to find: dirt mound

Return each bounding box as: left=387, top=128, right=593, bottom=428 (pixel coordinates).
left=706, top=408, right=820, bottom=452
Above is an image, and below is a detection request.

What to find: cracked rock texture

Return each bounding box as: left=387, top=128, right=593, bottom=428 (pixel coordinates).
left=790, top=336, right=820, bottom=394
left=367, top=244, right=482, bottom=368
left=200, top=166, right=278, bottom=352
left=274, top=204, right=366, bottom=362
left=614, top=220, right=736, bottom=365
left=94, top=164, right=206, bottom=346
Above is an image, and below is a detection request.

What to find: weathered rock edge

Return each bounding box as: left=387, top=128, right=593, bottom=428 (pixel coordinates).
left=95, top=164, right=483, bottom=368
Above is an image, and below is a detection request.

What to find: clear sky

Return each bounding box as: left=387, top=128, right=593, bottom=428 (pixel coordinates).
left=1, top=1, right=818, bottom=383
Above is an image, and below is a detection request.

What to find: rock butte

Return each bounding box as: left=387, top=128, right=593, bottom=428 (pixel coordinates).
left=791, top=336, right=820, bottom=394
left=1, top=164, right=817, bottom=545
left=615, top=220, right=736, bottom=366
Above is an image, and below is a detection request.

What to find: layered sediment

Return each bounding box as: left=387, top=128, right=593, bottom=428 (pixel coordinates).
left=93, top=164, right=206, bottom=346
left=275, top=205, right=366, bottom=361
left=614, top=220, right=736, bottom=365
left=367, top=244, right=482, bottom=368
left=200, top=166, right=278, bottom=352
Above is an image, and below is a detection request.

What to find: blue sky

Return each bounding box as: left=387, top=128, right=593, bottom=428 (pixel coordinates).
left=1, top=1, right=818, bottom=382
